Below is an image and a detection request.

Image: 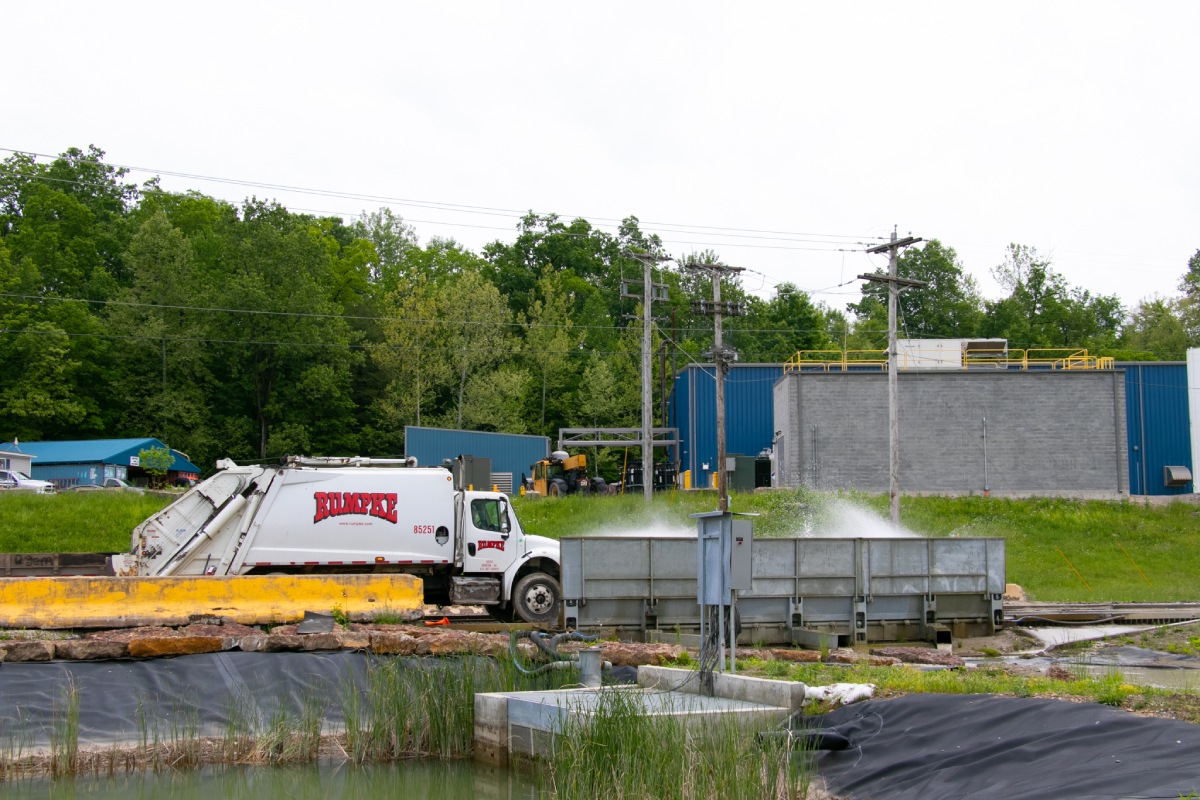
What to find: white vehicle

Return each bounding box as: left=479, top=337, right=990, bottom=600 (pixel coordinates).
left=0, top=469, right=56, bottom=494
left=111, top=456, right=562, bottom=624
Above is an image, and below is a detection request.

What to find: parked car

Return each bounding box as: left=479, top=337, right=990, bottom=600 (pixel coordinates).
left=0, top=469, right=57, bottom=494
left=69, top=478, right=145, bottom=494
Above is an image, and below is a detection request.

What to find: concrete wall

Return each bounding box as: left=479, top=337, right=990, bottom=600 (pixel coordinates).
left=774, top=370, right=1127, bottom=497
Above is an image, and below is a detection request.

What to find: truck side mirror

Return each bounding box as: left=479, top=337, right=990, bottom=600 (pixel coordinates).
left=499, top=499, right=511, bottom=536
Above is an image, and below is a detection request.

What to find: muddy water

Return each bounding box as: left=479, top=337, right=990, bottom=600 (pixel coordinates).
left=1075, top=662, right=1200, bottom=691
left=3, top=760, right=537, bottom=800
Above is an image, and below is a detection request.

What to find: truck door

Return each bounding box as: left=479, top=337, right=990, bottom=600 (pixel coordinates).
left=460, top=495, right=518, bottom=575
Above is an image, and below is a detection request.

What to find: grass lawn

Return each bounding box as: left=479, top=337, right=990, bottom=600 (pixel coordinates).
left=1, top=486, right=1197, bottom=604
left=0, top=492, right=172, bottom=553
left=514, top=488, right=1200, bottom=603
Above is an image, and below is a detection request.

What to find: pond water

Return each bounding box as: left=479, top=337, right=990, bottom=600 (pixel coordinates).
left=4, top=760, right=537, bottom=800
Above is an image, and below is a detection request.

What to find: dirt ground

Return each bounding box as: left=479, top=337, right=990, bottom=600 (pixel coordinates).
left=954, top=626, right=1044, bottom=656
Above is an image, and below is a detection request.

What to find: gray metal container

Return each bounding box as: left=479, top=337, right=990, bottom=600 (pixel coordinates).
left=561, top=535, right=1004, bottom=645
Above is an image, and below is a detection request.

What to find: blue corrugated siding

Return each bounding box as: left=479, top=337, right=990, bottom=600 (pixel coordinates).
left=1121, top=363, right=1193, bottom=495
left=669, top=364, right=783, bottom=488
left=403, top=427, right=549, bottom=492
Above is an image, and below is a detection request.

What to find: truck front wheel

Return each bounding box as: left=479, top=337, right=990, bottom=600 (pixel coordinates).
left=512, top=572, right=561, bottom=625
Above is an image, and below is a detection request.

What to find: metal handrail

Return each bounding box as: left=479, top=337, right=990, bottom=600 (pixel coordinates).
left=787, top=346, right=1115, bottom=373
left=784, top=350, right=889, bottom=373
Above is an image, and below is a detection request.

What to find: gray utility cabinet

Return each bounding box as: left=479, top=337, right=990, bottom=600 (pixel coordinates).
left=561, top=535, right=1005, bottom=645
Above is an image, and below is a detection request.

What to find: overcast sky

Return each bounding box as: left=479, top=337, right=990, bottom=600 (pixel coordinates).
left=7, top=2, right=1198, bottom=312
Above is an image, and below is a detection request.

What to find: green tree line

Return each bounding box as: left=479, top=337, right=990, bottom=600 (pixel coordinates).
left=2, top=147, right=1197, bottom=472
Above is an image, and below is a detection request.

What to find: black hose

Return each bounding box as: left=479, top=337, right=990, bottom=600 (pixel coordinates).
left=509, top=630, right=598, bottom=675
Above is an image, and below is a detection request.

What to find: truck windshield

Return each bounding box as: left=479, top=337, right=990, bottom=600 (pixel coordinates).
left=470, top=499, right=506, bottom=533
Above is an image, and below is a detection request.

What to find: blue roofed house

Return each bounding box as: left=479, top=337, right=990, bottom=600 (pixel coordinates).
left=17, top=439, right=201, bottom=490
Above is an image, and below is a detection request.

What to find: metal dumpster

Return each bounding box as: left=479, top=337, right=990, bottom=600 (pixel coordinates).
left=561, top=535, right=1004, bottom=645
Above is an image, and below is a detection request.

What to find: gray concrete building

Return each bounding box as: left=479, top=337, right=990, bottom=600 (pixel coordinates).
left=773, top=369, right=1127, bottom=498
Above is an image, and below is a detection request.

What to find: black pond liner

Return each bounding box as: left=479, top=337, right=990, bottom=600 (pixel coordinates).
left=0, top=651, right=459, bottom=749
left=0, top=651, right=636, bottom=752
left=794, top=694, right=1200, bottom=800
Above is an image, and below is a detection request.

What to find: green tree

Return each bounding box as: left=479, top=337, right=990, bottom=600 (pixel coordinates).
left=204, top=200, right=361, bottom=458
left=1179, top=249, right=1200, bottom=345
left=137, top=446, right=174, bottom=489
left=522, top=266, right=585, bottom=432
left=109, top=211, right=216, bottom=447
left=373, top=276, right=449, bottom=434
left=351, top=208, right=419, bottom=295
left=848, top=240, right=984, bottom=342
left=733, top=283, right=833, bottom=362
left=434, top=269, right=518, bottom=429
left=982, top=244, right=1124, bottom=351
left=1117, top=297, right=1190, bottom=360
left=462, top=363, right=532, bottom=434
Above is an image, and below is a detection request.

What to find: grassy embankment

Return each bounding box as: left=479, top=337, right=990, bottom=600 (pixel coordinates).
left=2, top=487, right=1197, bottom=603
left=0, top=492, right=168, bottom=553
left=516, top=488, right=1200, bottom=603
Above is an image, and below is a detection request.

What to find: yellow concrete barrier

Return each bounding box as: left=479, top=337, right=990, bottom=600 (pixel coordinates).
left=0, top=574, right=424, bottom=629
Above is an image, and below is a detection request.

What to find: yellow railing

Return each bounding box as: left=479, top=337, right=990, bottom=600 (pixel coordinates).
left=786, top=347, right=1116, bottom=373
left=784, top=350, right=888, bottom=373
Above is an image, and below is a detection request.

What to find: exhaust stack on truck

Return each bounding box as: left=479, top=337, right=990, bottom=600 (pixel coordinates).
left=110, top=456, right=562, bottom=625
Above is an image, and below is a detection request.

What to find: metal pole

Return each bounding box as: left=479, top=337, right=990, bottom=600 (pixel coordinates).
left=886, top=229, right=900, bottom=525
left=642, top=252, right=654, bottom=503
left=860, top=231, right=923, bottom=527
left=714, top=273, right=728, bottom=513
left=982, top=415, right=989, bottom=497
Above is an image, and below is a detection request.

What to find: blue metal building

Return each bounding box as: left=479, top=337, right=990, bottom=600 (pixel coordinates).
left=404, top=427, right=550, bottom=494
left=19, top=438, right=202, bottom=489
left=1122, top=362, right=1194, bottom=495
left=668, top=363, right=783, bottom=489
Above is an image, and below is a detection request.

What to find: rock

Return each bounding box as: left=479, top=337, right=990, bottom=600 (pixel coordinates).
left=600, top=642, right=683, bottom=667
left=179, top=622, right=262, bottom=638
left=299, top=633, right=342, bottom=652
left=336, top=630, right=372, bottom=650
left=238, top=636, right=269, bottom=652
left=1004, top=583, right=1026, bottom=601
left=370, top=632, right=417, bottom=655
left=870, top=647, right=965, bottom=668
left=425, top=631, right=472, bottom=655
left=1047, top=665, right=1076, bottom=682
left=128, top=636, right=226, bottom=658
left=824, top=648, right=900, bottom=666
left=0, top=640, right=54, bottom=661
left=258, top=634, right=305, bottom=653
left=769, top=648, right=822, bottom=663
left=85, top=626, right=182, bottom=643
left=55, top=640, right=129, bottom=660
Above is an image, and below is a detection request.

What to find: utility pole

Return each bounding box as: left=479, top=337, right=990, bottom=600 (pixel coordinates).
left=859, top=228, right=925, bottom=526
left=623, top=252, right=670, bottom=503
left=687, top=262, right=744, bottom=512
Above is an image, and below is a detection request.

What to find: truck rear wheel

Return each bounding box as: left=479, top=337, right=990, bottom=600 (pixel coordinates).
left=512, top=572, right=561, bottom=625
left=548, top=479, right=568, bottom=497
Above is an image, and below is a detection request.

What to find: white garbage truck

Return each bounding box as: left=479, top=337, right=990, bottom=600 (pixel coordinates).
left=110, top=456, right=563, bottom=624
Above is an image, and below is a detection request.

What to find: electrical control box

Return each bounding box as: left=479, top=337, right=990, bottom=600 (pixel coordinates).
left=694, top=511, right=755, bottom=606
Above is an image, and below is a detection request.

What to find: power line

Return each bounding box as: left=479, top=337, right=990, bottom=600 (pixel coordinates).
left=1, top=146, right=877, bottom=250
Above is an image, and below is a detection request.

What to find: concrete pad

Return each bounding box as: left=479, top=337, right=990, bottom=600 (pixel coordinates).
left=1024, top=625, right=1152, bottom=650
